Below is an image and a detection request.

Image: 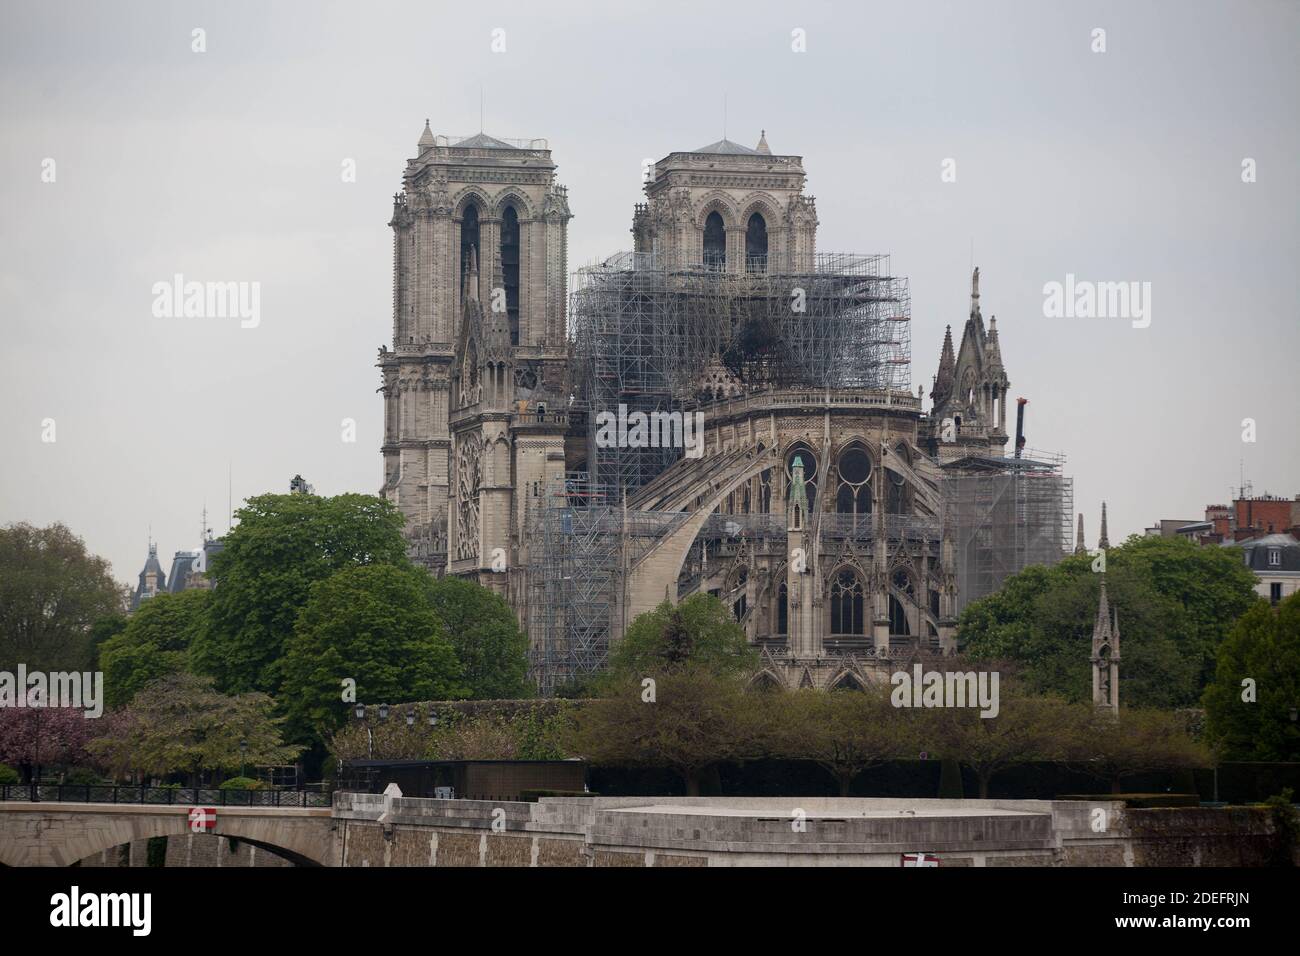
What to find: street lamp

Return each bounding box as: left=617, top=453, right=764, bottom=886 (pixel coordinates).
left=239, top=739, right=247, bottom=779
left=378, top=702, right=389, bottom=721
left=354, top=703, right=366, bottom=720
left=406, top=710, right=415, bottom=727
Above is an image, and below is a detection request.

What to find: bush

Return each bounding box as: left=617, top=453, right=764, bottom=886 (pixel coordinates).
left=1057, top=793, right=1201, bottom=808
left=1264, top=788, right=1297, bottom=867
left=219, top=776, right=264, bottom=791
left=0, top=764, right=18, bottom=785
left=518, top=789, right=591, bottom=801
left=63, top=767, right=109, bottom=787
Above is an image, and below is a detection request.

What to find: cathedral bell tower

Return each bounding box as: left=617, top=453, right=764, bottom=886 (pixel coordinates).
left=379, top=123, right=572, bottom=598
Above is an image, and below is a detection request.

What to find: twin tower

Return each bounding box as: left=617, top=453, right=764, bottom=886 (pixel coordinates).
left=378, top=123, right=1017, bottom=653
left=377, top=124, right=573, bottom=600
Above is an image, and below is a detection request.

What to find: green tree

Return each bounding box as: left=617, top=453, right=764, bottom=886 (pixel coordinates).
left=280, top=564, right=466, bottom=744
left=958, top=536, right=1253, bottom=707
left=606, top=594, right=758, bottom=681
left=772, top=686, right=915, bottom=796
left=1062, top=704, right=1211, bottom=794
left=99, top=589, right=211, bottom=708
left=87, top=614, right=128, bottom=667
left=191, top=492, right=409, bottom=695
left=920, top=692, right=1071, bottom=798
left=567, top=671, right=767, bottom=795
left=424, top=577, right=531, bottom=699
left=1203, top=593, right=1300, bottom=761
left=0, top=522, right=125, bottom=671
left=1120, top=536, right=1259, bottom=688
left=88, top=673, right=299, bottom=786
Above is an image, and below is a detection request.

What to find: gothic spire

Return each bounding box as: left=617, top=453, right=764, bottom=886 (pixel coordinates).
left=931, top=324, right=956, bottom=405
left=970, top=266, right=981, bottom=319
left=1075, top=513, right=1086, bottom=554
left=1094, top=575, right=1112, bottom=637
left=984, top=315, right=1004, bottom=371
left=462, top=244, right=480, bottom=303
left=1098, top=501, right=1110, bottom=549
left=756, top=129, right=771, bottom=155
left=418, top=118, right=435, bottom=151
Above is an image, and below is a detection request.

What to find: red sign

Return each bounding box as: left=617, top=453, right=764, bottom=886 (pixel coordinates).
left=901, top=852, right=939, bottom=867
left=188, top=807, right=217, bottom=833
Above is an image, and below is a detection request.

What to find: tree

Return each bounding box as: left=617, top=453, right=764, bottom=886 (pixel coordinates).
left=957, top=536, right=1254, bottom=707
left=772, top=685, right=916, bottom=796
left=0, top=707, right=97, bottom=783
left=327, top=704, right=575, bottom=762
left=191, top=492, right=409, bottom=695
left=0, top=523, right=125, bottom=672
left=1062, top=705, right=1211, bottom=794
left=606, top=594, right=758, bottom=680
left=1121, top=536, right=1259, bottom=689
left=1203, top=592, right=1300, bottom=761
left=98, top=589, right=211, bottom=708
left=567, top=671, right=767, bottom=795
left=920, top=692, right=1071, bottom=798
left=87, top=614, right=128, bottom=666
left=280, top=564, right=466, bottom=744
left=424, top=577, right=531, bottom=699
left=87, top=673, right=299, bottom=785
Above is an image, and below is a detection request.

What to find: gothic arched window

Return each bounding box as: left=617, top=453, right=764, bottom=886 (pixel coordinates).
left=885, top=469, right=909, bottom=515
left=776, top=581, right=788, bottom=635
left=745, top=212, right=768, bottom=272
left=785, top=444, right=818, bottom=513
left=829, top=569, right=865, bottom=636
left=835, top=444, right=873, bottom=521
left=888, top=594, right=910, bottom=636
left=727, top=566, right=749, bottom=622
left=703, top=211, right=726, bottom=270
left=500, top=205, right=520, bottom=345
left=460, top=203, right=481, bottom=289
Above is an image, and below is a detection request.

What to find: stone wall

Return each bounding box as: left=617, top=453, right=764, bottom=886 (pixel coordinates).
left=75, top=835, right=293, bottom=868
left=333, top=793, right=1290, bottom=867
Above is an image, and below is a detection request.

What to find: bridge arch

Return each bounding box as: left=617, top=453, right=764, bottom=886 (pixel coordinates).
left=0, top=804, right=334, bottom=867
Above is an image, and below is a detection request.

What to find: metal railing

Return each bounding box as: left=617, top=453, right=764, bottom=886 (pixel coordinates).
left=0, top=784, right=332, bottom=808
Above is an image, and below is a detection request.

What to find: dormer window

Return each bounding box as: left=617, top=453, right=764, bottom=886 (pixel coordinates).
left=1269, top=548, right=1281, bottom=567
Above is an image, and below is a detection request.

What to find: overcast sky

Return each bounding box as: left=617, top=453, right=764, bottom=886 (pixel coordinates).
left=1, top=0, right=1296, bottom=587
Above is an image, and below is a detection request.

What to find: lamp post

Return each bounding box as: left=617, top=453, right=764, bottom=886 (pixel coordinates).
left=239, top=739, right=247, bottom=780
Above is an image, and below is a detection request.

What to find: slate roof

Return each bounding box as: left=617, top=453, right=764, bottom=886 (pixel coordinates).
left=692, top=138, right=761, bottom=155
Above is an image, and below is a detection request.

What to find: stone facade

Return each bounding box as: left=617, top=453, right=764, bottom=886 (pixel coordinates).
left=380, top=126, right=1053, bottom=690
left=379, top=126, right=572, bottom=597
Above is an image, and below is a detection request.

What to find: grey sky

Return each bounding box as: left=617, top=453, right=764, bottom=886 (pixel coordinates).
left=1, top=0, right=1296, bottom=587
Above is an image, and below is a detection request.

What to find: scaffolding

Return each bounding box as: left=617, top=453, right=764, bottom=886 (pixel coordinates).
left=526, top=475, right=621, bottom=695
left=570, top=251, right=911, bottom=495
left=941, top=450, right=1074, bottom=613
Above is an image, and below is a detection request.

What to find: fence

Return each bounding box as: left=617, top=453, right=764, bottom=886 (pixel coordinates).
left=0, top=784, right=332, bottom=808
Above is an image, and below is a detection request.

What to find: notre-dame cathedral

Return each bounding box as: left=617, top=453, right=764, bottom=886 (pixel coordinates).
left=379, top=123, right=1068, bottom=692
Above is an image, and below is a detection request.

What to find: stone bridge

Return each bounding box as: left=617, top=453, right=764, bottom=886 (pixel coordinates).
left=1, top=796, right=1287, bottom=867
left=0, top=802, right=336, bottom=867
